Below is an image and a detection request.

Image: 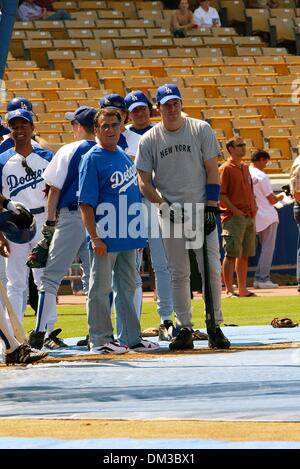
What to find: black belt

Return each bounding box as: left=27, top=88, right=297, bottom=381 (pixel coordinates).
left=67, top=204, right=78, bottom=211
left=30, top=207, right=45, bottom=215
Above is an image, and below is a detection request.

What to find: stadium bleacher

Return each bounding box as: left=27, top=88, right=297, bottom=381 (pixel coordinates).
left=3, top=0, right=300, bottom=175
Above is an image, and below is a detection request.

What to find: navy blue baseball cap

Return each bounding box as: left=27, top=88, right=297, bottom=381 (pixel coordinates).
left=6, top=96, right=33, bottom=113
left=124, top=90, right=151, bottom=112
left=65, top=106, right=97, bottom=128
left=156, top=84, right=182, bottom=105
left=7, top=109, right=33, bottom=124
left=0, top=116, right=10, bottom=136
left=99, top=94, right=126, bottom=110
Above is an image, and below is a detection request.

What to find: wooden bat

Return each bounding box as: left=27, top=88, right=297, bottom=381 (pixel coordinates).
left=0, top=280, right=26, bottom=343
left=202, top=236, right=216, bottom=335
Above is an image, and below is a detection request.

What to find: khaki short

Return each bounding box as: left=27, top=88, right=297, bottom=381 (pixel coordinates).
left=222, top=215, right=256, bottom=258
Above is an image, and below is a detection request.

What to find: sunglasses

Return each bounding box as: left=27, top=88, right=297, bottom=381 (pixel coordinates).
left=235, top=143, right=246, bottom=147
left=22, top=158, right=35, bottom=177
left=99, top=122, right=121, bottom=131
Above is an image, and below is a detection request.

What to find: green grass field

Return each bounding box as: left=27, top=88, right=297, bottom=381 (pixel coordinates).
left=23, top=296, right=300, bottom=339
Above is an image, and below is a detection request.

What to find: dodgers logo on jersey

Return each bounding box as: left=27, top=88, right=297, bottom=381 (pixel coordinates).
left=7, top=169, right=45, bottom=197
left=110, top=164, right=138, bottom=193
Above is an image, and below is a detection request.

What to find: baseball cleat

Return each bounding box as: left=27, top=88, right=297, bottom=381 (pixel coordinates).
left=130, top=339, right=160, bottom=352
left=208, top=327, right=231, bottom=349
left=43, top=328, right=68, bottom=349
left=6, top=344, right=48, bottom=365
left=158, top=320, right=175, bottom=341
left=77, top=334, right=90, bottom=348
left=27, top=330, right=45, bottom=350
left=169, top=327, right=194, bottom=351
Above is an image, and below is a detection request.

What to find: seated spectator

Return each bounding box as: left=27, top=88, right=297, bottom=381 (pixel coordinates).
left=35, top=0, right=54, bottom=10
left=193, top=0, right=221, bottom=28
left=18, top=0, right=72, bottom=21
left=170, top=0, right=197, bottom=38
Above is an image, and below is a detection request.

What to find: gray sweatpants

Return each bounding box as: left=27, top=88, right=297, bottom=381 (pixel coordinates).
left=159, top=223, right=223, bottom=328
left=36, top=208, right=90, bottom=333
left=88, top=249, right=141, bottom=350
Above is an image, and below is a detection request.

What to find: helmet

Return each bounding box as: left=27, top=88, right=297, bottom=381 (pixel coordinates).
left=0, top=203, right=36, bottom=244
left=6, top=97, right=33, bottom=113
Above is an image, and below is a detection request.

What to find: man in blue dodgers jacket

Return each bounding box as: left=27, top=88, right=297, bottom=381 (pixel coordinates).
left=79, top=108, right=159, bottom=354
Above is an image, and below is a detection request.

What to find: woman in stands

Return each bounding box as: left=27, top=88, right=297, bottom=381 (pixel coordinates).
left=170, top=0, right=197, bottom=38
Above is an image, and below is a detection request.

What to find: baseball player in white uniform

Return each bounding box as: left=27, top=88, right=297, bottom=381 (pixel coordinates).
left=0, top=109, right=53, bottom=323
left=0, top=194, right=48, bottom=365
left=136, top=84, right=230, bottom=350
left=28, top=106, right=97, bottom=350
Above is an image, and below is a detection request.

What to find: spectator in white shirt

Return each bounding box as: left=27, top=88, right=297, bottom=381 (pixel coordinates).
left=193, top=0, right=221, bottom=28
left=249, top=150, right=284, bottom=289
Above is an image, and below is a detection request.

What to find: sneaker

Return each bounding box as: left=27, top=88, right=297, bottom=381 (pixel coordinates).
left=130, top=339, right=160, bottom=352
left=6, top=344, right=48, bottom=365
left=77, top=334, right=90, bottom=348
left=91, top=340, right=129, bottom=355
left=27, top=330, right=45, bottom=350
left=208, top=327, right=231, bottom=349
left=254, top=280, right=279, bottom=289
left=169, top=327, right=194, bottom=351
left=43, top=329, right=68, bottom=350
left=158, top=320, right=174, bottom=341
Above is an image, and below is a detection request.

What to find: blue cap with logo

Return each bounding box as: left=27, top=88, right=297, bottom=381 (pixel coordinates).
left=65, top=106, right=97, bottom=128
left=124, top=90, right=151, bottom=112
left=99, top=94, right=126, bottom=110
left=156, top=84, right=182, bottom=105
left=6, top=97, right=33, bottom=113
left=0, top=116, right=10, bottom=136
left=7, top=109, right=33, bottom=124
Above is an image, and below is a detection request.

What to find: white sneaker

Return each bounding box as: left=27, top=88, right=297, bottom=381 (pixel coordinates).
left=130, top=339, right=160, bottom=352
left=255, top=280, right=279, bottom=289
left=91, top=341, right=129, bottom=355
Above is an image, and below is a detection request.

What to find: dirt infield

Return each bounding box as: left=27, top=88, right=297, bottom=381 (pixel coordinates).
left=1, top=341, right=300, bottom=368
left=1, top=419, right=300, bottom=442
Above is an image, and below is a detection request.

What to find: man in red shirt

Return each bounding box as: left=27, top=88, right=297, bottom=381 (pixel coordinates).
left=219, top=137, right=257, bottom=297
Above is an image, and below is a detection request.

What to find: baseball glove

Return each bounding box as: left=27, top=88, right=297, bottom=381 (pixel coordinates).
left=271, top=317, right=299, bottom=328
left=26, top=222, right=56, bottom=268
left=204, top=206, right=220, bottom=235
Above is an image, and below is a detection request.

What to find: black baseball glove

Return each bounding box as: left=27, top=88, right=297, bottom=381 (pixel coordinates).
left=204, top=206, right=220, bottom=235
left=27, top=222, right=56, bottom=268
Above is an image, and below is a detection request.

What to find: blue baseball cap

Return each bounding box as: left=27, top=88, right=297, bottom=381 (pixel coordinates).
left=65, top=106, right=97, bottom=128
left=124, top=90, right=151, bottom=112
left=7, top=109, right=33, bottom=124
left=99, top=94, right=126, bottom=110
left=0, top=116, right=10, bottom=136
left=6, top=96, right=33, bottom=113
left=156, top=84, right=182, bottom=105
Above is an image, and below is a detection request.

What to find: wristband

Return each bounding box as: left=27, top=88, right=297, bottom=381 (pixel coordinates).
left=206, top=184, right=220, bottom=202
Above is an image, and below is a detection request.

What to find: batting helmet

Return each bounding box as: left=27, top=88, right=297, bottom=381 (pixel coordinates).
left=6, top=97, right=33, bottom=113
left=0, top=203, right=36, bottom=244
